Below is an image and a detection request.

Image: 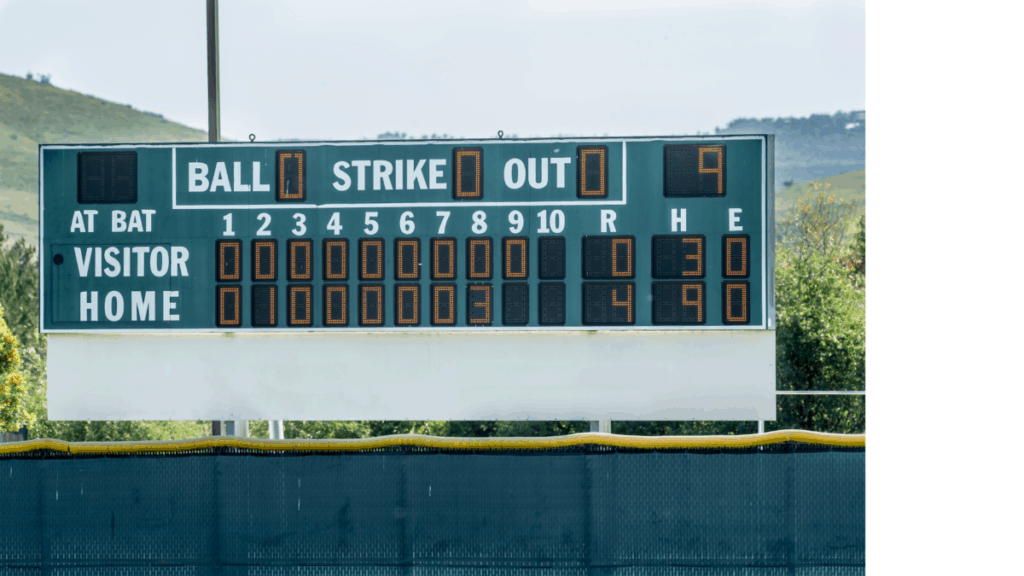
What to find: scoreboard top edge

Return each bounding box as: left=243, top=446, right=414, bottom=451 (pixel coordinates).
left=38, top=134, right=772, bottom=150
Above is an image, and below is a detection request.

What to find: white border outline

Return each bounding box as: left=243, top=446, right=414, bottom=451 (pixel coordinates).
left=39, top=136, right=769, bottom=333
left=170, top=141, right=628, bottom=210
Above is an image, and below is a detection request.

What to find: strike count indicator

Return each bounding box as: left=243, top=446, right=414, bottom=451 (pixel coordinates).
left=39, top=136, right=774, bottom=332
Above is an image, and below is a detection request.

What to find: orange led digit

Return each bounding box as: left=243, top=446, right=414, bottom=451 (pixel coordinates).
left=722, top=235, right=749, bottom=278
left=359, top=284, right=384, bottom=326
left=288, top=239, right=313, bottom=281
left=468, top=238, right=492, bottom=280
left=323, top=285, right=348, bottom=326
left=611, top=284, right=633, bottom=323
left=681, top=238, right=702, bottom=277
left=698, top=146, right=724, bottom=195
left=395, top=239, right=420, bottom=280
left=652, top=235, right=705, bottom=279
left=251, top=285, right=277, bottom=327
left=651, top=281, right=705, bottom=325
left=287, top=285, right=313, bottom=327
left=577, top=145, right=608, bottom=198
left=503, top=237, right=528, bottom=279
left=582, top=282, right=635, bottom=325
left=216, top=285, right=241, bottom=327
left=431, top=284, right=457, bottom=325
left=252, top=240, right=277, bottom=282
left=359, top=239, right=384, bottom=281
left=432, top=238, right=456, bottom=279
left=395, top=284, right=420, bottom=326
left=467, top=284, right=492, bottom=325
left=611, top=238, right=633, bottom=277
left=216, top=240, right=241, bottom=282
left=452, top=147, right=483, bottom=200
left=681, top=283, right=703, bottom=323
left=323, top=239, right=348, bottom=281
left=276, top=150, right=306, bottom=202
left=722, top=282, right=749, bottom=324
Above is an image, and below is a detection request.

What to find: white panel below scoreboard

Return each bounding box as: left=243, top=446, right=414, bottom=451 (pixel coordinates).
left=48, top=331, right=776, bottom=421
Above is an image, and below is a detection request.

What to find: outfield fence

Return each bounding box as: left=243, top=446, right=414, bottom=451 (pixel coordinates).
left=0, top=430, right=865, bottom=574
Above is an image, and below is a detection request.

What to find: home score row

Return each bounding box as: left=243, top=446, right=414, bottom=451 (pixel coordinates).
left=39, top=136, right=774, bottom=332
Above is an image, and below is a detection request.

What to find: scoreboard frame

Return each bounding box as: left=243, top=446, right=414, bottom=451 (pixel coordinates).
left=38, top=135, right=775, bottom=334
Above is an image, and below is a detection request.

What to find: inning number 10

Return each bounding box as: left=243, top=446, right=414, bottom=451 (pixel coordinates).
left=537, top=209, right=565, bottom=233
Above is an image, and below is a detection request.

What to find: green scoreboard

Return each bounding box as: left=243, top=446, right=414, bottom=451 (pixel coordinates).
left=39, top=136, right=774, bottom=333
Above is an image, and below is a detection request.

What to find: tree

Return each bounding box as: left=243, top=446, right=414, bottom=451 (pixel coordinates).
left=771, top=242, right=865, bottom=433
left=0, top=303, right=31, bottom=431
left=777, top=183, right=859, bottom=259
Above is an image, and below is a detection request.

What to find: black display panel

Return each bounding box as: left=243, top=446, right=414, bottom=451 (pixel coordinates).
left=652, top=235, right=705, bottom=279
left=582, top=282, right=635, bottom=325
left=77, top=151, right=137, bottom=204
left=652, top=282, right=705, bottom=325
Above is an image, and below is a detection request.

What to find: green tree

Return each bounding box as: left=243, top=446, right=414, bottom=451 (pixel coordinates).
left=0, top=303, right=31, bottom=431
left=771, top=245, right=865, bottom=433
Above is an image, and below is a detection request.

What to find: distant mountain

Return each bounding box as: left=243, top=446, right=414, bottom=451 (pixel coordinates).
left=715, top=111, right=865, bottom=190
left=0, top=72, right=207, bottom=243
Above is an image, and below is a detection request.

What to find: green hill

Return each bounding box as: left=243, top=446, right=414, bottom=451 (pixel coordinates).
left=0, top=72, right=207, bottom=245
left=3, top=71, right=865, bottom=246
left=776, top=169, right=865, bottom=212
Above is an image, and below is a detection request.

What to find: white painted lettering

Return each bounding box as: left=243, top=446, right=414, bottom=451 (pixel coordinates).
left=729, top=208, right=743, bottom=231
left=407, top=159, right=426, bottom=190
left=74, top=247, right=92, bottom=277
left=142, top=209, right=155, bottom=232
left=671, top=208, right=686, bottom=232
left=232, top=162, right=251, bottom=192
left=84, top=210, right=97, bottom=233
left=528, top=158, right=549, bottom=189
left=131, top=291, right=156, bottom=321
left=123, top=248, right=131, bottom=277
left=133, top=246, right=151, bottom=277
left=103, top=247, right=121, bottom=277
left=80, top=291, right=98, bottom=321
left=104, top=291, right=124, bottom=322
left=332, top=161, right=352, bottom=191
left=351, top=160, right=371, bottom=191
left=111, top=210, right=127, bottom=232
left=252, top=162, right=271, bottom=192
left=550, top=157, right=571, bottom=188
left=150, top=247, right=169, bottom=277
left=126, top=211, right=144, bottom=232
left=188, top=162, right=210, bottom=192
left=163, top=291, right=180, bottom=321
left=70, top=211, right=86, bottom=233
left=171, top=246, right=189, bottom=277
left=429, top=159, right=446, bottom=190
left=504, top=159, right=525, bottom=189
left=373, top=160, right=394, bottom=190
left=600, top=210, right=617, bottom=233
left=395, top=159, right=403, bottom=190
left=210, top=162, right=231, bottom=192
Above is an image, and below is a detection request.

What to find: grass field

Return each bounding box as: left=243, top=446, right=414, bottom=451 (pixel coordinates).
left=0, top=72, right=207, bottom=245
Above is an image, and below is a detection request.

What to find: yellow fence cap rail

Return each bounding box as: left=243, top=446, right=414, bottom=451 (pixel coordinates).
left=0, top=430, right=864, bottom=455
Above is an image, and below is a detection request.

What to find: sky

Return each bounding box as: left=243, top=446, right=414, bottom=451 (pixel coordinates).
left=0, top=0, right=863, bottom=140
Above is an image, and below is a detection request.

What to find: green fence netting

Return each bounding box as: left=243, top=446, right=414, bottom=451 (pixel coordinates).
left=0, top=432, right=865, bottom=574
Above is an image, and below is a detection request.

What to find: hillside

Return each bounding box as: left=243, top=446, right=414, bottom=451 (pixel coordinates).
left=716, top=111, right=865, bottom=190
left=0, top=72, right=207, bottom=244
left=2, top=72, right=865, bottom=246
left=776, top=169, right=865, bottom=213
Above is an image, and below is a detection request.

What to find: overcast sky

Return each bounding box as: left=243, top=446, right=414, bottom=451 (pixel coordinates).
left=0, top=0, right=863, bottom=140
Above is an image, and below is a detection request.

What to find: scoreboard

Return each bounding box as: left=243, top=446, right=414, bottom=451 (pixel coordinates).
left=39, top=136, right=774, bottom=333
left=40, top=135, right=776, bottom=422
